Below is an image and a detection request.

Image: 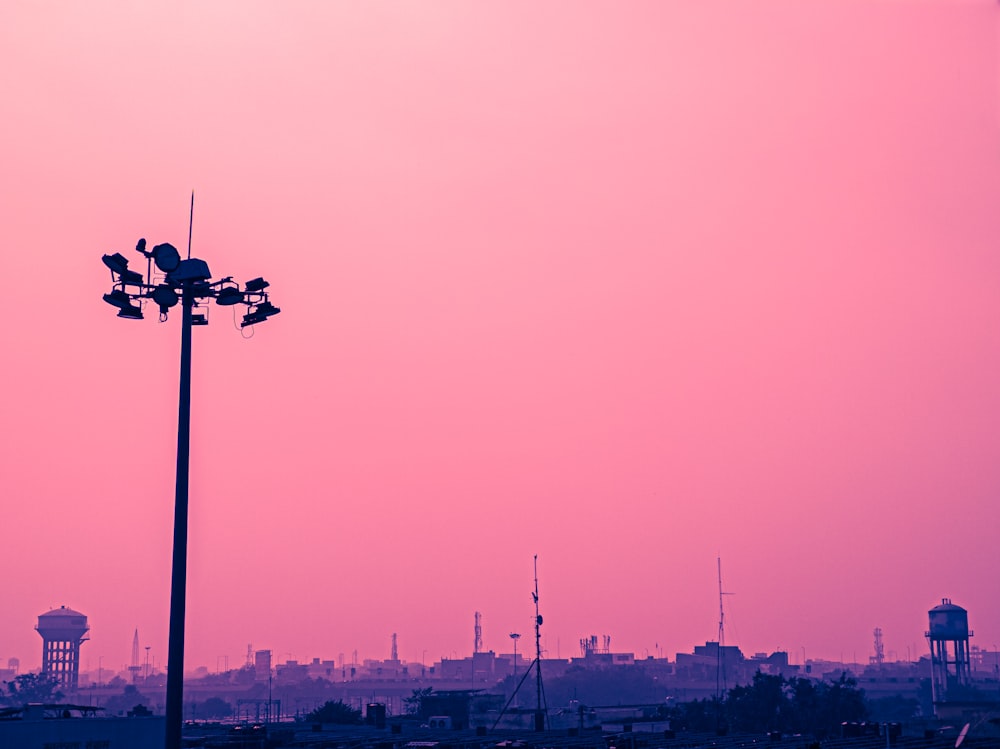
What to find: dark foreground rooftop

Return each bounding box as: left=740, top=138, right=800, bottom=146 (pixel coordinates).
left=178, top=722, right=997, bottom=749
left=3, top=706, right=993, bottom=749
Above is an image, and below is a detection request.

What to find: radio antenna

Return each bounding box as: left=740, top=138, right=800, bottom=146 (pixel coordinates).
left=717, top=556, right=727, bottom=700
left=488, top=555, right=548, bottom=734
left=187, top=190, right=195, bottom=259
left=533, top=554, right=547, bottom=731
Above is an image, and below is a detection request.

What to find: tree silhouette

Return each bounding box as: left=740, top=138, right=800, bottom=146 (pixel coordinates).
left=194, top=696, right=233, bottom=719
left=726, top=672, right=788, bottom=733
left=723, top=671, right=867, bottom=737
left=2, top=673, right=64, bottom=705
left=404, top=687, right=433, bottom=716
left=102, top=685, right=151, bottom=717
left=303, top=699, right=362, bottom=724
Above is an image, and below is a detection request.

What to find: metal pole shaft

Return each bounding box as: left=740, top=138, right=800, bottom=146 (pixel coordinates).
left=165, top=287, right=193, bottom=749
left=534, top=556, right=544, bottom=731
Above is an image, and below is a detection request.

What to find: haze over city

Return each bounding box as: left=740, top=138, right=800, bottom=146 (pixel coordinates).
left=1, top=0, right=998, bottom=679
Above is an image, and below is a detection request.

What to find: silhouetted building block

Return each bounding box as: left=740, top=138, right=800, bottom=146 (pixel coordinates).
left=367, top=702, right=386, bottom=729
left=255, top=649, right=272, bottom=681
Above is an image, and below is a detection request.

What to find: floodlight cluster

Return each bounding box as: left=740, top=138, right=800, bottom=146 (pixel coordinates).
left=101, top=239, right=281, bottom=328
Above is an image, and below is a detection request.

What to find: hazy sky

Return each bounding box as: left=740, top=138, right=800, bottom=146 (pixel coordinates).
left=1, top=1, right=998, bottom=675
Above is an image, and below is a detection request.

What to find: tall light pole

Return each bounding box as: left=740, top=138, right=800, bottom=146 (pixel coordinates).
left=101, top=228, right=280, bottom=749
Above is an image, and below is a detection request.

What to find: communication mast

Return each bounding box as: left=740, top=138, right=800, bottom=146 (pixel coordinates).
left=532, top=554, right=547, bottom=731
left=716, top=557, right=732, bottom=700
left=579, top=635, right=612, bottom=656
left=871, top=627, right=885, bottom=670
left=474, top=612, right=483, bottom=655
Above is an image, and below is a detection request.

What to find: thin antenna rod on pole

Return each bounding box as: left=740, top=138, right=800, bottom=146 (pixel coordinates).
left=716, top=556, right=734, bottom=708
left=187, top=191, right=195, bottom=260
left=717, top=556, right=725, bottom=700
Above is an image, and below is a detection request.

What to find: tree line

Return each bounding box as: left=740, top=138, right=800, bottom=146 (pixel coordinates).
left=669, top=672, right=868, bottom=737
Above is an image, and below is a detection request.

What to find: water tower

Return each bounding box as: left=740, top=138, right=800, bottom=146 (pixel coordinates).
left=926, top=598, right=972, bottom=704
left=36, top=606, right=90, bottom=689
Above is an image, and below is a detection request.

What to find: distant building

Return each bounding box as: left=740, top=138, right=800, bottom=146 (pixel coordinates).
left=573, top=651, right=636, bottom=668
left=254, top=650, right=272, bottom=681
left=674, top=641, right=744, bottom=680
left=748, top=650, right=793, bottom=676
left=306, top=657, right=338, bottom=680
left=275, top=659, right=308, bottom=681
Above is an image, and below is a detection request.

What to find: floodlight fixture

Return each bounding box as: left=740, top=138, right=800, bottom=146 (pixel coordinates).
left=255, top=301, right=281, bottom=318
left=103, top=289, right=132, bottom=309
left=152, top=285, right=179, bottom=309
left=151, top=243, right=182, bottom=273
left=240, top=302, right=281, bottom=328
left=102, top=252, right=130, bottom=275
left=116, top=303, right=143, bottom=320
left=120, top=268, right=145, bottom=286
left=240, top=310, right=265, bottom=328
left=168, top=258, right=212, bottom=283
left=101, top=236, right=280, bottom=328
left=215, top=286, right=244, bottom=306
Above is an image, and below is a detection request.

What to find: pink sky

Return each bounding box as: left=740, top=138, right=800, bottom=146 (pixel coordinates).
left=1, top=1, right=999, bottom=675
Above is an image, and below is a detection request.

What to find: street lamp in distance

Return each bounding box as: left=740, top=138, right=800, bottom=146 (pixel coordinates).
left=509, top=632, right=521, bottom=707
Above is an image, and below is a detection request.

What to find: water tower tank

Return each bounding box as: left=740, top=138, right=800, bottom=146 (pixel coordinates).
left=925, top=598, right=973, bottom=710
left=36, top=606, right=90, bottom=690
left=928, top=599, right=969, bottom=639
left=37, top=607, right=89, bottom=641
